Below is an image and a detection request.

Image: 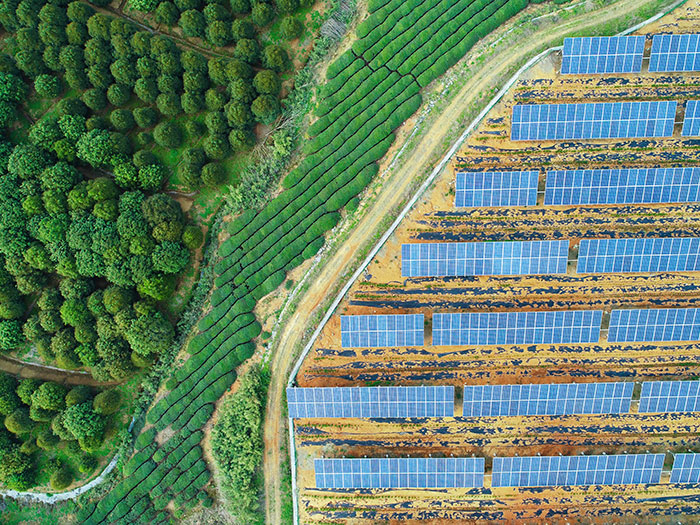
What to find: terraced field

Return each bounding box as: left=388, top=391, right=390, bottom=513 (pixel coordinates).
left=291, top=2, right=700, bottom=522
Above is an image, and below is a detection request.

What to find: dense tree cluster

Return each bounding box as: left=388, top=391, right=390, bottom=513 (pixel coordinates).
left=0, top=371, right=120, bottom=490
left=211, top=365, right=265, bottom=522
left=0, top=0, right=297, bottom=190
left=0, top=15, right=209, bottom=379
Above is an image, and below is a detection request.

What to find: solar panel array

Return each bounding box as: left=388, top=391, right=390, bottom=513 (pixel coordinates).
left=455, top=170, right=539, bottom=208
left=340, top=314, right=424, bottom=348
left=462, top=382, right=633, bottom=417
left=401, top=241, right=568, bottom=278
left=286, top=386, right=454, bottom=419
left=577, top=237, right=700, bottom=273
left=608, top=308, right=700, bottom=343
left=511, top=101, right=677, bottom=141
left=650, top=34, right=700, bottom=72
left=544, top=167, right=700, bottom=206
left=561, top=36, right=645, bottom=74
left=638, top=381, right=700, bottom=414
left=491, top=454, right=665, bottom=488
left=682, top=100, right=700, bottom=137
left=432, top=311, right=603, bottom=346
left=670, top=454, right=700, bottom=483
left=314, top=458, right=485, bottom=489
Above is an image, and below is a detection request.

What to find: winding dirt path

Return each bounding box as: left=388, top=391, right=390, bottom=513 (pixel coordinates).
left=0, top=354, right=120, bottom=387
left=261, top=0, right=686, bottom=523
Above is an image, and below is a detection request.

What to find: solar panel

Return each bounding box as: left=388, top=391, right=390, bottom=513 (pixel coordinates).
left=562, top=36, right=645, bottom=74
left=670, top=453, right=700, bottom=483
left=286, top=386, right=454, bottom=418
left=491, top=454, right=665, bottom=488
left=650, top=34, right=700, bottom=72
left=455, top=171, right=539, bottom=207
left=462, top=382, right=632, bottom=417
left=511, top=101, right=677, bottom=141
left=340, top=314, right=424, bottom=348
left=682, top=100, right=700, bottom=137
left=608, top=308, right=700, bottom=343
left=577, top=237, right=700, bottom=273
left=401, top=240, right=569, bottom=278
left=314, top=457, right=485, bottom=489
left=544, top=167, right=700, bottom=206
left=433, top=311, right=603, bottom=346
left=639, top=381, right=700, bottom=413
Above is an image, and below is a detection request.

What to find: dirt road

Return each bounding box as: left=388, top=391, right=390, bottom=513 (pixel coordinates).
left=262, top=0, right=685, bottom=523
left=0, top=354, right=119, bottom=387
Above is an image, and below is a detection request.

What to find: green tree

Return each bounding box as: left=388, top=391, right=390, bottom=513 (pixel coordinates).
left=66, top=385, right=92, bottom=407
left=155, top=1, right=178, bottom=25
left=229, top=128, right=255, bottom=152
left=153, top=121, right=182, bottom=148
left=133, top=106, right=157, bottom=129
left=4, top=407, right=33, bottom=435
left=34, top=74, right=61, bottom=98
left=138, top=164, right=168, bottom=191
left=62, top=402, right=105, bottom=440
left=76, top=129, right=114, bottom=168
left=234, top=38, right=259, bottom=63
left=156, top=93, right=181, bottom=116
left=253, top=69, right=280, bottom=95
left=231, top=18, right=254, bottom=41
left=262, top=45, right=290, bottom=72
left=92, top=389, right=120, bottom=415
left=0, top=320, right=23, bottom=351
left=110, top=109, right=135, bottom=132
left=276, top=0, right=299, bottom=14
left=230, top=0, right=251, bottom=15
left=30, top=382, right=67, bottom=411
left=50, top=463, right=72, bottom=490
left=130, top=0, right=159, bottom=11
left=151, top=241, right=189, bottom=273
left=181, top=225, right=204, bottom=250
left=201, top=162, right=226, bottom=187
left=0, top=374, right=20, bottom=416
left=251, top=94, right=280, bottom=124
left=251, top=2, right=273, bottom=27
left=126, top=311, right=174, bottom=355
left=206, top=20, right=231, bottom=47
left=179, top=10, right=205, bottom=38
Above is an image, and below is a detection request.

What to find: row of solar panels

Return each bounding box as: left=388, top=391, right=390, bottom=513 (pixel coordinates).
left=340, top=309, right=700, bottom=348
left=455, top=167, right=700, bottom=207
left=400, top=237, right=700, bottom=277
left=561, top=34, right=700, bottom=75
left=287, top=380, right=700, bottom=419
left=313, top=453, right=700, bottom=489
left=511, top=100, right=700, bottom=141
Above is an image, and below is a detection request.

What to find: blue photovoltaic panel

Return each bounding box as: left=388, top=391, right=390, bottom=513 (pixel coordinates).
left=492, top=454, right=665, bottom=488
left=670, top=454, right=700, bottom=483
left=562, top=36, right=645, bottom=74
left=462, top=382, right=632, bottom=417
left=682, top=100, right=700, bottom=137
left=511, top=101, right=677, bottom=141
left=608, top=308, right=700, bottom=343
left=314, top=457, right=485, bottom=489
left=340, top=314, right=423, bottom=348
left=639, top=381, right=700, bottom=413
left=544, top=167, right=700, bottom=206
left=286, top=386, right=454, bottom=419
left=455, top=171, right=539, bottom=207
left=577, top=237, right=700, bottom=273
left=650, top=34, right=700, bottom=72
left=401, top=240, right=568, bottom=278
left=433, top=311, right=603, bottom=346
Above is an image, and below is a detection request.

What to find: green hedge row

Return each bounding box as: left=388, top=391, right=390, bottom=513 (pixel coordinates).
left=80, top=0, right=536, bottom=522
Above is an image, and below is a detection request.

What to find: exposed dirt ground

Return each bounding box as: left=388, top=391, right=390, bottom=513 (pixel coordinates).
left=283, top=0, right=700, bottom=523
